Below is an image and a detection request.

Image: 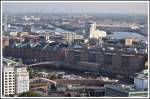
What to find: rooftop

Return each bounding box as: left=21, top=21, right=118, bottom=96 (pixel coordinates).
left=3, top=58, right=23, bottom=67
left=105, top=84, right=147, bottom=93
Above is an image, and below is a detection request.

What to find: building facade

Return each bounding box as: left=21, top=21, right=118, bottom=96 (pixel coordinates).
left=64, top=49, right=146, bottom=76
left=15, top=67, right=29, bottom=94
left=2, top=66, right=15, bottom=96
left=85, top=22, right=96, bottom=38
left=2, top=60, right=29, bottom=96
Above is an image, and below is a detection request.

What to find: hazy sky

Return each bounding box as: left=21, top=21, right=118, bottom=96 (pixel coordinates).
left=2, top=2, right=148, bottom=14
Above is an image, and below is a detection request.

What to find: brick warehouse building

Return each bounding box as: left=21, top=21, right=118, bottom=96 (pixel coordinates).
left=3, top=46, right=147, bottom=76
left=64, top=48, right=146, bottom=76
left=3, top=44, right=66, bottom=64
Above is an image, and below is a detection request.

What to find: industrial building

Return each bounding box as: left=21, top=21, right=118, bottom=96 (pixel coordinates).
left=104, top=69, right=148, bottom=97
left=104, top=84, right=148, bottom=97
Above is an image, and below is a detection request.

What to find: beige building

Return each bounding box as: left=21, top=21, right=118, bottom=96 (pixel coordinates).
left=125, top=38, right=133, bottom=46
left=10, top=32, right=18, bottom=38
left=19, top=32, right=29, bottom=38
left=90, top=30, right=107, bottom=39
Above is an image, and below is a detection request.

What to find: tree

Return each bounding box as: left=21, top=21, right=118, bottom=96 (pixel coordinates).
left=18, top=91, right=39, bottom=97
left=27, top=67, right=33, bottom=79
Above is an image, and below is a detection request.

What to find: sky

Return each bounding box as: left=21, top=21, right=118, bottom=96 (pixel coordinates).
left=2, top=2, right=148, bottom=14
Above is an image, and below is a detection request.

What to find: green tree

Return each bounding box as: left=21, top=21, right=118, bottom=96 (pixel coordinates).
left=27, top=67, right=33, bottom=79
left=18, top=91, right=39, bottom=97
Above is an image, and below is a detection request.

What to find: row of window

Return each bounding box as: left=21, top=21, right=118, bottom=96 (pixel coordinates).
left=5, top=72, right=14, bottom=74
left=5, top=88, right=15, bottom=91
left=4, top=74, right=14, bottom=76
left=5, top=86, right=15, bottom=88
left=5, top=78, right=15, bottom=80
left=4, top=83, right=15, bottom=85
left=73, top=52, right=131, bottom=67
left=4, top=91, right=14, bottom=94
left=5, top=80, right=15, bottom=82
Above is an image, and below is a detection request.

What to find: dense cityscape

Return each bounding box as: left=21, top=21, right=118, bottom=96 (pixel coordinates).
left=1, top=2, right=148, bottom=97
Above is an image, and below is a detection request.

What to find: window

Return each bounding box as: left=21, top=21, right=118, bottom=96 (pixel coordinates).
left=104, top=54, right=112, bottom=66
left=121, top=56, right=129, bottom=67
left=74, top=51, right=81, bottom=62
left=5, top=75, right=8, bottom=77
left=88, top=52, right=96, bottom=62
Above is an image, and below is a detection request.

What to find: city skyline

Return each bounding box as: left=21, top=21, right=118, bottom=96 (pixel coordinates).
left=1, top=1, right=149, bottom=97
left=2, top=2, right=148, bottom=14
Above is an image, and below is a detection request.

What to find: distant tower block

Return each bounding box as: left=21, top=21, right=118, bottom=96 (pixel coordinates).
left=85, top=22, right=96, bottom=38
left=4, top=14, right=7, bottom=33
left=85, top=21, right=106, bottom=39
left=45, top=32, right=50, bottom=41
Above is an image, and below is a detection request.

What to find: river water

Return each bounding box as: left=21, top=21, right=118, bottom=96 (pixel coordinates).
left=30, top=24, right=148, bottom=42
left=108, top=31, right=148, bottom=42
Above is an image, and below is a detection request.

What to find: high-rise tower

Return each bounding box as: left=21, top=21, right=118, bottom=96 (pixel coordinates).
left=85, top=21, right=96, bottom=38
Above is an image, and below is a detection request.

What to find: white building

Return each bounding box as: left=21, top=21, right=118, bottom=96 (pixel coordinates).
left=62, top=32, right=83, bottom=44
left=90, top=30, right=107, bottom=39
left=2, top=58, right=29, bottom=96
left=2, top=66, right=15, bottom=96
left=85, top=22, right=96, bottom=38
left=134, top=70, right=148, bottom=91
left=134, top=78, right=148, bottom=91
left=62, top=32, right=76, bottom=43
left=86, top=22, right=106, bottom=39
left=89, top=22, right=96, bottom=37
left=15, top=67, right=29, bottom=94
